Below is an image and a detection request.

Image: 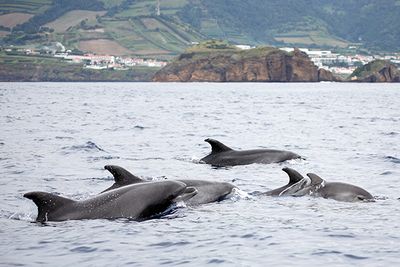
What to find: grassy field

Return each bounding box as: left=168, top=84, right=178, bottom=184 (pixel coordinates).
left=78, top=39, right=132, bottom=55
left=271, top=15, right=349, bottom=48
left=99, top=0, right=124, bottom=8
left=0, top=12, right=34, bottom=28
left=45, top=10, right=106, bottom=33
left=99, top=15, right=202, bottom=58
left=274, top=32, right=349, bottom=48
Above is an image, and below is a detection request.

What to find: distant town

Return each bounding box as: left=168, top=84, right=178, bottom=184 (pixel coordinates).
left=1, top=41, right=400, bottom=78
left=280, top=47, right=400, bottom=77
left=1, top=42, right=168, bottom=70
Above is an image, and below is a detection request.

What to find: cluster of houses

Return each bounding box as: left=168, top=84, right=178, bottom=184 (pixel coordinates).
left=280, top=47, right=400, bottom=76
left=3, top=42, right=167, bottom=70
left=53, top=53, right=167, bottom=70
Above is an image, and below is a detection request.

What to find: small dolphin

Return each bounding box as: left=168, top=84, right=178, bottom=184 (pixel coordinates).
left=306, top=173, right=374, bottom=202
left=24, top=180, right=197, bottom=222
left=200, top=138, right=301, bottom=167
left=264, top=168, right=374, bottom=202
left=103, top=165, right=236, bottom=206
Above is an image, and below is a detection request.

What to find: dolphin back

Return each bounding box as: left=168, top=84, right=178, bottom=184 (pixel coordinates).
left=201, top=139, right=301, bottom=167
left=102, top=165, right=146, bottom=193
left=24, top=192, right=75, bottom=222
left=204, top=138, right=233, bottom=154
left=263, top=167, right=307, bottom=196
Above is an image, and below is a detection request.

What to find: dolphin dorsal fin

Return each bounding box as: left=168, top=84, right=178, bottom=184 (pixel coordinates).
left=24, top=192, right=74, bottom=222
left=282, top=167, right=304, bottom=184
left=306, top=173, right=324, bottom=186
left=205, top=138, right=233, bottom=154
left=102, top=165, right=145, bottom=193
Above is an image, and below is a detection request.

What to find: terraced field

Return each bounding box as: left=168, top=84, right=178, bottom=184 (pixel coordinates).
left=78, top=39, right=132, bottom=55
left=0, top=12, right=34, bottom=28
left=116, top=0, right=187, bottom=18
left=0, top=0, right=51, bottom=14
left=274, top=33, right=349, bottom=48
left=45, top=10, right=106, bottom=33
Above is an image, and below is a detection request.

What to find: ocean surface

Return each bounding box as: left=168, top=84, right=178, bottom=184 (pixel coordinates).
left=0, top=82, right=399, bottom=266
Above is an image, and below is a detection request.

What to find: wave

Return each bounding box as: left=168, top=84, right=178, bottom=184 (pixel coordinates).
left=173, top=156, right=203, bottom=164
left=384, top=156, right=400, bottom=164
left=6, top=211, right=35, bottom=222
left=226, top=187, right=252, bottom=201
left=88, top=155, right=120, bottom=162
left=382, top=131, right=399, bottom=136
left=61, top=141, right=106, bottom=154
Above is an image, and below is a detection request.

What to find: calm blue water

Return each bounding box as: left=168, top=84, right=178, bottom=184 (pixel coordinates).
left=0, top=82, right=399, bottom=266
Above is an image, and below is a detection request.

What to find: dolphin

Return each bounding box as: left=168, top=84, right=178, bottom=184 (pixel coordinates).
left=200, top=138, right=301, bottom=167
left=24, top=180, right=197, bottom=222
left=264, top=168, right=374, bottom=202
left=306, top=173, right=374, bottom=202
left=103, top=165, right=236, bottom=206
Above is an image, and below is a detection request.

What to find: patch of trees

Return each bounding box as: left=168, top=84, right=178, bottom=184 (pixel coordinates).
left=105, top=0, right=135, bottom=17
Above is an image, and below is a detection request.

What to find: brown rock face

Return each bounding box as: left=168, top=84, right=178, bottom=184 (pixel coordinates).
left=318, top=68, right=342, bottom=82
left=358, top=65, right=400, bottom=82
left=152, top=48, right=338, bottom=82
left=350, top=60, right=400, bottom=82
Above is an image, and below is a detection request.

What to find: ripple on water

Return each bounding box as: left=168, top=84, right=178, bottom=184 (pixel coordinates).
left=343, top=254, right=369, bottom=260
left=133, top=125, right=146, bottom=130
left=87, top=155, right=120, bottom=162
left=327, top=233, right=356, bottom=238
left=312, top=250, right=342, bottom=256
left=148, top=241, right=191, bottom=247
left=382, top=131, right=399, bottom=136
left=55, top=136, right=74, bottom=140
left=61, top=141, right=106, bottom=154
left=70, top=246, right=98, bottom=253
left=384, top=156, right=400, bottom=164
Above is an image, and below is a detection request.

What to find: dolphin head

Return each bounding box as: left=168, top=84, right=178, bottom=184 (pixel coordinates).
left=305, top=173, right=374, bottom=203
left=316, top=181, right=374, bottom=202
left=172, top=187, right=198, bottom=203
left=160, top=181, right=198, bottom=203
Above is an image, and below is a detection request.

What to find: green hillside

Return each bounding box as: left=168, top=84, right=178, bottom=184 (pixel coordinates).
left=182, top=0, right=399, bottom=51
left=0, top=0, right=399, bottom=58
left=0, top=0, right=52, bottom=14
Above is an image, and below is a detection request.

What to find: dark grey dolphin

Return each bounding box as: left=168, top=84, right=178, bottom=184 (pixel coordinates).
left=24, top=180, right=197, bottom=222
left=103, top=165, right=236, bottom=206
left=264, top=168, right=374, bottom=202
left=306, top=173, right=374, bottom=202
left=200, top=138, right=301, bottom=167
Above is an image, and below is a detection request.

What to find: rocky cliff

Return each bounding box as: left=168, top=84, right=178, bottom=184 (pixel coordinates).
left=349, top=60, right=400, bottom=82
left=152, top=46, right=340, bottom=82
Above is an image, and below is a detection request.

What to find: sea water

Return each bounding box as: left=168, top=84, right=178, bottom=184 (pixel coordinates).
left=0, top=82, right=399, bottom=266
